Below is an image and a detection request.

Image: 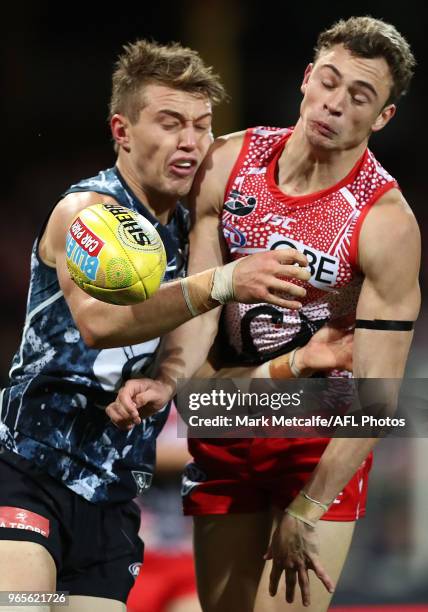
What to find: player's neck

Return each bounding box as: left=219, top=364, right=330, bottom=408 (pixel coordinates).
left=116, top=160, right=177, bottom=225
left=276, top=121, right=367, bottom=197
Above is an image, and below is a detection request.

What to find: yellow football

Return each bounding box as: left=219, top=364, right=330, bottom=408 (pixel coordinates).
left=65, top=203, right=167, bottom=305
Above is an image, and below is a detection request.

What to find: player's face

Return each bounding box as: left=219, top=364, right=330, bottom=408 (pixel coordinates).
left=117, top=84, right=213, bottom=199
left=299, top=44, right=396, bottom=152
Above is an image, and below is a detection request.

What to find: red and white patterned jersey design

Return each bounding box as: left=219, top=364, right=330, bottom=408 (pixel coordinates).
left=222, top=126, right=398, bottom=362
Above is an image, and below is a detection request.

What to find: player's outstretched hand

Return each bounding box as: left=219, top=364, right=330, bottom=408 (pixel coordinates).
left=297, top=320, right=354, bottom=373
left=106, top=378, right=172, bottom=430
left=233, top=249, right=310, bottom=309
left=264, top=513, right=334, bottom=607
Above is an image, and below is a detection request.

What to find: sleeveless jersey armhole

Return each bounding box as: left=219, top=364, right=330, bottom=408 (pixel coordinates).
left=348, top=181, right=399, bottom=271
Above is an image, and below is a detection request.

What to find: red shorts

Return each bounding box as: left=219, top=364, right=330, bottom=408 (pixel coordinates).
left=183, top=438, right=372, bottom=521
left=126, top=551, right=197, bottom=612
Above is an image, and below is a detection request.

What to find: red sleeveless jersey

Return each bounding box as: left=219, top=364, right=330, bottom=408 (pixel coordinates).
left=221, top=126, right=398, bottom=363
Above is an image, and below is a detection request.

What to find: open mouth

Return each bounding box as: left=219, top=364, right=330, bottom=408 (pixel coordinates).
left=169, top=159, right=197, bottom=177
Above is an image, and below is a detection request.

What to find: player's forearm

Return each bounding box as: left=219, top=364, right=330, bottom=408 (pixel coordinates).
left=75, top=280, right=198, bottom=348
left=303, top=438, right=377, bottom=509
left=288, top=330, right=415, bottom=520
left=155, top=310, right=221, bottom=396
left=207, top=347, right=309, bottom=379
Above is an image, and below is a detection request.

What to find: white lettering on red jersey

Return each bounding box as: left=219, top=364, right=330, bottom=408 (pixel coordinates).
left=222, top=126, right=398, bottom=363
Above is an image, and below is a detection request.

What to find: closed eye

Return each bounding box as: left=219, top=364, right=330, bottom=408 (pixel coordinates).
left=322, top=80, right=335, bottom=89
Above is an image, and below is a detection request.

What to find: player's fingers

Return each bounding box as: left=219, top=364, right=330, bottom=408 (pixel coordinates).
left=265, top=294, right=303, bottom=310
left=272, top=248, right=308, bottom=268
left=117, top=398, right=141, bottom=421
left=269, top=562, right=283, bottom=597
left=285, top=567, right=297, bottom=603
left=117, top=388, right=137, bottom=410
left=107, top=401, right=139, bottom=429
left=269, top=277, right=307, bottom=299
left=134, top=392, right=150, bottom=407
left=297, top=564, right=311, bottom=607
left=311, top=557, right=335, bottom=594
left=275, top=263, right=311, bottom=283
left=135, top=390, right=164, bottom=409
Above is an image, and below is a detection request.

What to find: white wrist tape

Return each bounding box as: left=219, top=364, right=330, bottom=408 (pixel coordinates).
left=211, top=260, right=240, bottom=304
left=289, top=348, right=302, bottom=378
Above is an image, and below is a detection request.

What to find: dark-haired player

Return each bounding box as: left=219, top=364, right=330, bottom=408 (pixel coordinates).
left=109, top=17, right=420, bottom=612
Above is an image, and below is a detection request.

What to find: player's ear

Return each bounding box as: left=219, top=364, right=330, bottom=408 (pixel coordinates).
left=371, top=104, right=396, bottom=133
left=301, top=63, right=313, bottom=94
left=111, top=114, right=131, bottom=152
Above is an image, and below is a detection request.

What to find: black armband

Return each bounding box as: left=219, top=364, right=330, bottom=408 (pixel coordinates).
left=355, top=319, right=414, bottom=331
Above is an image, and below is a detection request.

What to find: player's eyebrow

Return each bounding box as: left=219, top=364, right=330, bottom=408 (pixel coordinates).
left=321, top=63, right=378, bottom=99
left=157, top=109, right=213, bottom=122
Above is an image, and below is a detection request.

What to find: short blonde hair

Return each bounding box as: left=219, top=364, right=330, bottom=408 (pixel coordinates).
left=109, top=39, right=227, bottom=123
left=315, top=16, right=416, bottom=104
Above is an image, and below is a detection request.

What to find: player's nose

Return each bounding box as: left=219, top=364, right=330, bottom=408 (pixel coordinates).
left=324, top=90, right=345, bottom=116
left=178, top=126, right=197, bottom=151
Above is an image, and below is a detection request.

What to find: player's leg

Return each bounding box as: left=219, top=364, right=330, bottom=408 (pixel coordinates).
left=253, top=514, right=355, bottom=612
left=193, top=512, right=272, bottom=612
left=67, top=596, right=125, bottom=612
left=0, top=454, right=59, bottom=606
left=0, top=541, right=56, bottom=590
left=167, top=595, right=202, bottom=612
left=59, top=499, right=142, bottom=612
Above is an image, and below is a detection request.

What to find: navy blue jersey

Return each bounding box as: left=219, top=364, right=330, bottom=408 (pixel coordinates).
left=0, top=167, right=189, bottom=504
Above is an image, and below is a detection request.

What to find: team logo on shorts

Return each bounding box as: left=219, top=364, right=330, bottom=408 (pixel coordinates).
left=128, top=562, right=142, bottom=578
left=181, top=463, right=207, bottom=497
left=131, top=471, right=153, bottom=494
left=224, top=189, right=257, bottom=216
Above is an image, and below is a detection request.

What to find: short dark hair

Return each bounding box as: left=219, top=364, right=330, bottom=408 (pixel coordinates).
left=109, top=39, right=227, bottom=123
left=314, top=16, right=416, bottom=104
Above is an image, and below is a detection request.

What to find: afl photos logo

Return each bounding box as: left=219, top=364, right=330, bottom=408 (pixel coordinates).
left=224, top=189, right=257, bottom=216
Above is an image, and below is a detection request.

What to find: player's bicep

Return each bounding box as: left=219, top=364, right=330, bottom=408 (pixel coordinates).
left=354, top=193, right=421, bottom=377
left=48, top=192, right=118, bottom=317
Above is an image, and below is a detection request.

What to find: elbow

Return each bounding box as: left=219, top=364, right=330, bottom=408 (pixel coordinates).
left=79, top=325, right=103, bottom=349
left=76, top=318, right=111, bottom=350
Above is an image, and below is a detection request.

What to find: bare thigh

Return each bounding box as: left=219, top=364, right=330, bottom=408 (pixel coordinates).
left=166, top=593, right=202, bottom=612
left=0, top=540, right=56, bottom=591
left=193, top=512, right=273, bottom=612
left=254, top=513, right=356, bottom=612
left=67, top=596, right=126, bottom=612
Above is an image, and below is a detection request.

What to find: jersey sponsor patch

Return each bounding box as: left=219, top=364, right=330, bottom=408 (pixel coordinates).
left=0, top=506, right=50, bottom=537
left=267, top=233, right=339, bottom=290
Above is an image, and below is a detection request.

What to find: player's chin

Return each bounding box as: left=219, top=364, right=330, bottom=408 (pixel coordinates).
left=166, top=176, right=194, bottom=198
left=308, top=131, right=337, bottom=149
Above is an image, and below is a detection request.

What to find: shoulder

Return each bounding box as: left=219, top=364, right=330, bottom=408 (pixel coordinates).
left=40, top=191, right=119, bottom=265
left=358, top=188, right=420, bottom=275
left=189, top=130, right=247, bottom=217
left=202, top=130, right=247, bottom=175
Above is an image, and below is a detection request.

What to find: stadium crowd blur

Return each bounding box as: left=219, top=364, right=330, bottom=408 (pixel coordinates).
left=2, top=1, right=427, bottom=607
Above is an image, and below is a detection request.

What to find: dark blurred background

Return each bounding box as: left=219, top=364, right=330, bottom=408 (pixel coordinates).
left=2, top=1, right=427, bottom=606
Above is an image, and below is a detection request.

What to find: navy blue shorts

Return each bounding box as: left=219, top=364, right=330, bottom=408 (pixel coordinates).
left=0, top=449, right=143, bottom=602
